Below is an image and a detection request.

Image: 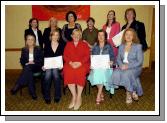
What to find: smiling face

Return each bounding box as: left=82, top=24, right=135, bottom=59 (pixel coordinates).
left=72, top=30, right=81, bottom=42
left=68, top=13, right=75, bottom=23
left=50, top=18, right=57, bottom=28
left=124, top=30, right=133, bottom=43
left=31, top=19, right=38, bottom=29
left=51, top=31, right=60, bottom=42
left=87, top=19, right=94, bottom=29
left=98, top=32, right=105, bottom=43
left=126, top=10, right=135, bottom=22
left=107, top=11, right=115, bottom=20
left=26, top=35, right=36, bottom=47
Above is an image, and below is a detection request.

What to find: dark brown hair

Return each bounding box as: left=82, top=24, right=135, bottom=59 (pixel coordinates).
left=106, top=10, right=116, bottom=26
left=97, top=29, right=108, bottom=45
left=122, top=28, right=140, bottom=44
left=29, top=18, right=39, bottom=29
left=65, top=11, right=77, bottom=22
left=124, top=8, right=136, bottom=22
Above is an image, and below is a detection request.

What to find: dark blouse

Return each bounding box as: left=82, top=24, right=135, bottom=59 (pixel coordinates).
left=44, top=42, right=65, bottom=58
left=62, top=23, right=82, bottom=42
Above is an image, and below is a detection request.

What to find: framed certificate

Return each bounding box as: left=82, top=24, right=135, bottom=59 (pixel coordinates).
left=90, top=55, right=110, bottom=69
left=44, top=56, right=63, bottom=69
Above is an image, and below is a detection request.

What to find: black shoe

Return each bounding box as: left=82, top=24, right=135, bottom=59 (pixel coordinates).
left=45, top=99, right=51, bottom=104
left=32, top=95, right=37, bottom=100
left=10, top=89, right=17, bottom=95
left=54, top=98, right=60, bottom=103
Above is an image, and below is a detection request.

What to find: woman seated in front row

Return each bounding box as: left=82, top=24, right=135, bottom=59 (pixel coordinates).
left=109, top=28, right=144, bottom=104
left=11, top=34, right=43, bottom=100
left=88, top=29, right=115, bottom=105
left=63, top=29, right=90, bottom=110
left=42, top=30, right=65, bottom=104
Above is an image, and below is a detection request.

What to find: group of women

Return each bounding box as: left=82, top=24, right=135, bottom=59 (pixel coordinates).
left=10, top=8, right=147, bottom=110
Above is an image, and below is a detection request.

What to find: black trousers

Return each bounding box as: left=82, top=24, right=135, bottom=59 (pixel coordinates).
left=12, top=64, right=41, bottom=96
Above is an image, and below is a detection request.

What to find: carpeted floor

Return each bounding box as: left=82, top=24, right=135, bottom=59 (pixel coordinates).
left=5, top=68, right=155, bottom=111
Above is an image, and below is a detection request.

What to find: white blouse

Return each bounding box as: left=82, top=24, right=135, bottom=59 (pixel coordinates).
left=29, top=53, right=34, bottom=61
left=32, top=29, right=39, bottom=46
left=123, top=51, right=129, bottom=63
left=106, top=26, right=112, bottom=40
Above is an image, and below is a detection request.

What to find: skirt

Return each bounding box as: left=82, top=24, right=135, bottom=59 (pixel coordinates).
left=109, top=68, right=143, bottom=96
left=87, top=68, right=115, bottom=94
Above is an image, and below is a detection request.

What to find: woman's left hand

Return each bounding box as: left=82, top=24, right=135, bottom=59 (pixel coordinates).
left=121, top=64, right=128, bottom=70
left=72, top=62, right=82, bottom=69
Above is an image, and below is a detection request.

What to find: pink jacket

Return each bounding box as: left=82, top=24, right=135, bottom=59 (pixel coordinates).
left=102, top=22, right=120, bottom=61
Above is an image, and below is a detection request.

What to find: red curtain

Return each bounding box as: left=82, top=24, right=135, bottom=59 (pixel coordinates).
left=32, top=5, right=90, bottom=21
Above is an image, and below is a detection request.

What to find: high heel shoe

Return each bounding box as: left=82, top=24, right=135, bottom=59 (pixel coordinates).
left=68, top=102, right=75, bottom=109
left=126, top=92, right=132, bottom=104
left=132, top=92, right=139, bottom=101
left=96, top=97, right=101, bottom=105
left=74, top=99, right=82, bottom=110
left=68, top=98, right=76, bottom=109
left=100, top=94, right=104, bottom=101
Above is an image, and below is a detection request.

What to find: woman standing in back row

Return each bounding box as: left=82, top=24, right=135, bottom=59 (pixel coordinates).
left=103, top=10, right=120, bottom=61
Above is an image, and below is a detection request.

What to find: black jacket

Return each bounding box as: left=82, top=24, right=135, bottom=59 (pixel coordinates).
left=24, top=28, right=43, bottom=49
left=20, top=46, right=43, bottom=67
left=122, top=20, right=148, bottom=51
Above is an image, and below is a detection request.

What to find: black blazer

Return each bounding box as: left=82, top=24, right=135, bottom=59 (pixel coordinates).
left=24, top=28, right=43, bottom=49
left=43, top=27, right=64, bottom=47
left=20, top=46, right=43, bottom=67
left=122, top=20, right=148, bottom=51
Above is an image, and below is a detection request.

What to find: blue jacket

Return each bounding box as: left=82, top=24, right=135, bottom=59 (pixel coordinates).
left=117, top=43, right=143, bottom=69
left=92, top=43, right=114, bottom=61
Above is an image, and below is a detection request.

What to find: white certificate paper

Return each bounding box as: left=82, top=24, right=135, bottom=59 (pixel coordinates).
left=90, top=55, right=110, bottom=69
left=44, top=56, right=63, bottom=69
left=112, top=29, right=125, bottom=47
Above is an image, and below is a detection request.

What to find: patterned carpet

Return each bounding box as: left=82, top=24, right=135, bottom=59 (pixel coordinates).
left=5, top=68, right=155, bottom=111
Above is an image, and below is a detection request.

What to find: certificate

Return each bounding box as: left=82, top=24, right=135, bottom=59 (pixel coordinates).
left=90, top=55, right=110, bottom=69
left=44, top=56, right=63, bottom=69
left=112, top=29, right=125, bottom=47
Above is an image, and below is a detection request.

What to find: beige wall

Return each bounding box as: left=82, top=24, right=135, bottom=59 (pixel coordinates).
left=5, top=5, right=154, bottom=69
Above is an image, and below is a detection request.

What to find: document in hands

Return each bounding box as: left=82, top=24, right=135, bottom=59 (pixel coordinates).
left=90, top=55, right=110, bottom=69
left=112, top=29, right=125, bottom=47
left=44, top=56, right=63, bottom=69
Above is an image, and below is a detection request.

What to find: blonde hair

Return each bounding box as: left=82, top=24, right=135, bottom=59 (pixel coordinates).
left=48, top=17, right=58, bottom=28
left=72, top=29, right=82, bottom=39
left=25, top=34, right=36, bottom=48
left=122, top=28, right=140, bottom=44
left=49, top=29, right=60, bottom=42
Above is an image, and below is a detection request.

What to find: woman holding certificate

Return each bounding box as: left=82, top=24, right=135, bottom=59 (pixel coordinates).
left=109, top=28, right=144, bottom=104
left=42, top=30, right=65, bottom=104
left=102, top=10, right=120, bottom=61
left=10, top=34, right=43, bottom=100
left=63, top=29, right=90, bottom=110
left=88, top=30, right=115, bottom=105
